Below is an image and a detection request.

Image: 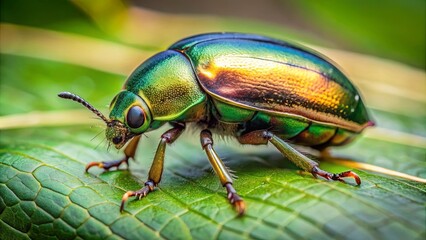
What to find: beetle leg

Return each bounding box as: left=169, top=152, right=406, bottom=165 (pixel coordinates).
left=86, top=135, right=141, bottom=172
left=201, top=130, right=245, bottom=216
left=120, top=123, right=185, bottom=212
left=238, top=130, right=361, bottom=185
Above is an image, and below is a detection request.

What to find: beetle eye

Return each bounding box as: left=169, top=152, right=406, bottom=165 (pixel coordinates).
left=126, top=106, right=145, bottom=129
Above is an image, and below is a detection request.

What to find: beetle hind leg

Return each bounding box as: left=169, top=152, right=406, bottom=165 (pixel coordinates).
left=201, top=130, right=245, bottom=215
left=237, top=130, right=361, bottom=185
left=86, top=135, right=141, bottom=172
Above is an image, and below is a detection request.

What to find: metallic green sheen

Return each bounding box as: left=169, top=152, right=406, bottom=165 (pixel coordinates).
left=244, top=112, right=310, bottom=139
left=212, top=99, right=255, bottom=123
left=169, top=32, right=283, bottom=50
left=109, top=91, right=138, bottom=122
left=171, top=33, right=371, bottom=131
left=293, top=123, right=336, bottom=146
left=124, top=50, right=206, bottom=121
left=171, top=33, right=357, bottom=94
left=268, top=115, right=311, bottom=139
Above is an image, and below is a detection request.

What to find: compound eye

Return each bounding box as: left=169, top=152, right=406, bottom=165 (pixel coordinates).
left=126, top=106, right=145, bottom=129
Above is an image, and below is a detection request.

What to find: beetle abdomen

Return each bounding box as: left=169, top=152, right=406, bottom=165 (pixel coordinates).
left=211, top=99, right=354, bottom=148
left=248, top=111, right=356, bottom=148
left=171, top=33, right=372, bottom=133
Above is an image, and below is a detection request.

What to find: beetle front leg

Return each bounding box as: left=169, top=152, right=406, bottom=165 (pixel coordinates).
left=120, top=123, right=185, bottom=212
left=238, top=130, right=361, bottom=185
left=201, top=130, right=245, bottom=216
left=86, top=135, right=142, bottom=172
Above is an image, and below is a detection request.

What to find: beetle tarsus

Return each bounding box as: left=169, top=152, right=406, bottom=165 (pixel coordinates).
left=312, top=166, right=361, bottom=185
left=120, top=180, right=155, bottom=212
left=225, top=183, right=245, bottom=216
left=85, top=157, right=129, bottom=172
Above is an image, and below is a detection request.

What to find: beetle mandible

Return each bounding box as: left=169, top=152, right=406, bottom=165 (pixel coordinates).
left=59, top=33, right=374, bottom=215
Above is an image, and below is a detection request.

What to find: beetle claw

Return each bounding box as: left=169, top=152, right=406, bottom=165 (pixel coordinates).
left=225, top=183, right=246, bottom=216
left=311, top=166, right=361, bottom=186
left=85, top=157, right=129, bottom=172
left=85, top=162, right=104, bottom=172
left=120, top=181, right=155, bottom=212
left=120, top=191, right=135, bottom=212
left=234, top=199, right=246, bottom=216
left=336, top=171, right=361, bottom=185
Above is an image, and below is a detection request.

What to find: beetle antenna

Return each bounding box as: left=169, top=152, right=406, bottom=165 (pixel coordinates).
left=58, top=92, right=110, bottom=124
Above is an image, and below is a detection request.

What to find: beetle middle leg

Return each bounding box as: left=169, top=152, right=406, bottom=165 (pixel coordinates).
left=200, top=129, right=245, bottom=216
left=85, top=135, right=142, bottom=172
left=120, top=123, right=185, bottom=212
left=237, top=130, right=361, bottom=185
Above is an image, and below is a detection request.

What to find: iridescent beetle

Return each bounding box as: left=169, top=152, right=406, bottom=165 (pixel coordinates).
left=59, top=33, right=374, bottom=215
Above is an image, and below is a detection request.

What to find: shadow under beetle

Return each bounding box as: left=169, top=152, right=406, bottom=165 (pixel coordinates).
left=59, top=33, right=374, bottom=215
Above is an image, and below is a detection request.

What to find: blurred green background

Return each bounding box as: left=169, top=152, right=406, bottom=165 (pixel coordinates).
left=2, top=0, right=426, bottom=68
left=0, top=1, right=425, bottom=239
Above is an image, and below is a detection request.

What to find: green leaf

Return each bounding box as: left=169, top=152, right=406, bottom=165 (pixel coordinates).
left=1, top=127, right=425, bottom=239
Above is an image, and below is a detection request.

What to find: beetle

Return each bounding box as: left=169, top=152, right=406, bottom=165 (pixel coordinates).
left=59, top=32, right=374, bottom=215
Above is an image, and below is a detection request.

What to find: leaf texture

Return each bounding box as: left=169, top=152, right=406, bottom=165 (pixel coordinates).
left=0, top=127, right=425, bottom=240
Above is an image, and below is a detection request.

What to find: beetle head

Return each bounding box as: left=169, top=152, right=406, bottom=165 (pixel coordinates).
left=58, top=91, right=152, bottom=149
left=107, top=90, right=152, bottom=148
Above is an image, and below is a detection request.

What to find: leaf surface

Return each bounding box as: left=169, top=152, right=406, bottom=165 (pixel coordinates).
left=1, top=126, right=425, bottom=239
